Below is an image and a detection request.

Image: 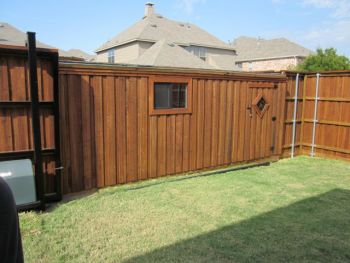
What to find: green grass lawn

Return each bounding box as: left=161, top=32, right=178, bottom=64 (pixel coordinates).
left=20, top=156, right=350, bottom=262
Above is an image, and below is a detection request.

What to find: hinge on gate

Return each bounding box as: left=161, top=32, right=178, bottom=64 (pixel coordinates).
left=270, top=146, right=275, bottom=151
left=272, top=116, right=276, bottom=121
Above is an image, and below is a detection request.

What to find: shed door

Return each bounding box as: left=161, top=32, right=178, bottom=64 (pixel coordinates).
left=245, top=83, right=278, bottom=161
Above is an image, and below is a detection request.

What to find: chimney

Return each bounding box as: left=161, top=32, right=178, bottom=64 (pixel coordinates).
left=145, top=2, right=154, bottom=17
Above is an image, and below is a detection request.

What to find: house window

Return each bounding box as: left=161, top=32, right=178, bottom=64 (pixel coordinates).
left=237, top=62, right=242, bottom=69
left=149, top=76, right=192, bottom=115
left=248, top=62, right=253, bottom=71
left=108, top=49, right=115, bottom=63
left=185, top=46, right=207, bottom=61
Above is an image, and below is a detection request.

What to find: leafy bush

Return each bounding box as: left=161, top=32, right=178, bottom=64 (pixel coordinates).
left=296, top=48, right=350, bottom=71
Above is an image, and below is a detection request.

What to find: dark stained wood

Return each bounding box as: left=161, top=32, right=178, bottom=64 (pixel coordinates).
left=175, top=114, right=184, bottom=173
left=196, top=80, right=205, bottom=169
left=126, top=77, right=138, bottom=182
left=91, top=76, right=104, bottom=188
left=210, top=80, right=220, bottom=166
left=137, top=77, right=148, bottom=180
left=81, top=75, right=94, bottom=189
left=218, top=80, right=227, bottom=165
left=67, top=75, right=84, bottom=191
left=203, top=80, right=212, bottom=168
left=1, top=51, right=299, bottom=195
left=157, top=115, right=167, bottom=176
left=166, top=115, right=176, bottom=174
left=189, top=79, right=198, bottom=170
left=103, top=76, right=116, bottom=186
left=149, top=116, right=157, bottom=178
left=116, top=77, right=127, bottom=183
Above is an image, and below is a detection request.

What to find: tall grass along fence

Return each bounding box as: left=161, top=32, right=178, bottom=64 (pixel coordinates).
left=283, top=71, right=350, bottom=160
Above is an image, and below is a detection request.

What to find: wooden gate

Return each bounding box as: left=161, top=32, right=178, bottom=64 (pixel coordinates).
left=245, top=83, right=279, bottom=161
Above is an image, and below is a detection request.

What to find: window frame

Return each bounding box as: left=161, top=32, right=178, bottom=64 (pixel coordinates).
left=185, top=46, right=207, bottom=61
left=149, top=75, right=192, bottom=115
left=107, top=49, right=115, bottom=63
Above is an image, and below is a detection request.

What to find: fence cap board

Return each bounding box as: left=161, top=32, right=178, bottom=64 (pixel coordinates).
left=0, top=44, right=59, bottom=54
left=59, top=61, right=287, bottom=82
left=283, top=70, right=350, bottom=76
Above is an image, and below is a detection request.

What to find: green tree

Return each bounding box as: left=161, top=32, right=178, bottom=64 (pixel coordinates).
left=296, top=48, right=350, bottom=71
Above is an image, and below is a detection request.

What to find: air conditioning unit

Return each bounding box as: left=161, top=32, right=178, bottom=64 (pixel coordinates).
left=0, top=159, right=36, bottom=206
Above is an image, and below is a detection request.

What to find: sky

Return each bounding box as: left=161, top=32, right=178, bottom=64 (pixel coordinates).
left=1, top=0, right=350, bottom=56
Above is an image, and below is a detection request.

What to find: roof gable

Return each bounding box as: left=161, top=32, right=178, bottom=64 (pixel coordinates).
left=96, top=14, right=233, bottom=52
left=232, top=36, right=313, bottom=62
left=0, top=22, right=53, bottom=49
left=126, top=40, right=216, bottom=70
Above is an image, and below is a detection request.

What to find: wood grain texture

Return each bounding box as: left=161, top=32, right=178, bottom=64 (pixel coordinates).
left=1, top=54, right=294, bottom=195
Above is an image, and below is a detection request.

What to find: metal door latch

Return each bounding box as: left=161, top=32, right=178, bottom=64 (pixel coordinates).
left=247, top=104, right=252, bottom=118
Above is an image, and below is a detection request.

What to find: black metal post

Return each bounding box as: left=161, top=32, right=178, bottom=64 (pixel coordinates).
left=51, top=51, right=62, bottom=202
left=27, top=32, right=45, bottom=210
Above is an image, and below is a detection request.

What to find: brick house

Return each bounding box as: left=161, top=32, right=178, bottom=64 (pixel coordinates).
left=231, top=36, right=312, bottom=71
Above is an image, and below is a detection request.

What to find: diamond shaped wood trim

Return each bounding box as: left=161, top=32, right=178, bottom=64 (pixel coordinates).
left=252, top=93, right=270, bottom=118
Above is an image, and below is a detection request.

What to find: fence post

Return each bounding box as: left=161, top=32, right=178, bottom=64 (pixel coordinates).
left=291, top=73, right=299, bottom=158
left=27, top=32, right=45, bottom=210
left=310, top=73, right=320, bottom=157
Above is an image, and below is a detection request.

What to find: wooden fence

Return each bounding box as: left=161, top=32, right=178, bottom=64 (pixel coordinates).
left=0, top=45, right=60, bottom=198
left=2, top=44, right=349, bottom=196
left=283, top=71, right=350, bottom=160
left=59, top=64, right=287, bottom=194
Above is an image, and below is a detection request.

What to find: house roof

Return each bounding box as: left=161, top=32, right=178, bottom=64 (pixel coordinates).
left=0, top=22, right=95, bottom=61
left=0, top=22, right=54, bottom=49
left=232, top=36, right=313, bottom=62
left=96, top=13, right=234, bottom=52
left=126, top=39, right=215, bottom=70
left=60, top=49, right=95, bottom=61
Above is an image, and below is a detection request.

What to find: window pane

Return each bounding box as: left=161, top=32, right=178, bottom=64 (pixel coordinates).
left=154, top=83, right=187, bottom=109
left=172, top=84, right=187, bottom=108
left=154, top=83, right=171, bottom=109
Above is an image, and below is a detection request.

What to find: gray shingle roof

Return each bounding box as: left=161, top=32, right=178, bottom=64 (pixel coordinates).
left=62, top=49, right=95, bottom=61
left=96, top=13, right=234, bottom=52
left=126, top=39, right=215, bottom=70
left=0, top=22, right=95, bottom=61
left=0, top=22, right=54, bottom=49
left=232, top=36, right=313, bottom=62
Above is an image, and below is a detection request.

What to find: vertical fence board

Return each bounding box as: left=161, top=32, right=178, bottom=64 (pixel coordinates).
left=126, top=77, right=138, bottom=182
left=218, top=80, right=227, bottom=165
left=157, top=116, right=167, bottom=176
left=203, top=80, right=212, bottom=168
left=175, top=114, right=184, bottom=173
left=116, top=77, right=127, bottom=184
left=92, top=76, right=104, bottom=188
left=211, top=80, right=220, bottom=166
left=137, top=77, right=148, bottom=180
left=103, top=76, right=116, bottom=186
left=67, top=75, right=84, bottom=192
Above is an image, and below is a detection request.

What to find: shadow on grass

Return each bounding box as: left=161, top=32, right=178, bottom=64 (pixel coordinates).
left=125, top=189, right=350, bottom=263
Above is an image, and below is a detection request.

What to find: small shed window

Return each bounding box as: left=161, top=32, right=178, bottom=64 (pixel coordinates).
left=154, top=83, right=187, bottom=109
left=108, top=49, right=115, bottom=63
left=149, top=76, right=192, bottom=115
